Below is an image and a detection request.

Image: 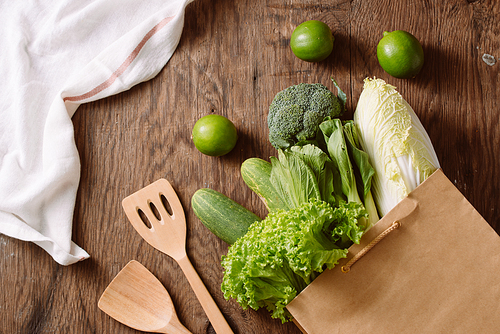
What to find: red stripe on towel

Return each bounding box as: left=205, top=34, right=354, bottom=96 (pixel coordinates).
left=64, top=15, right=174, bottom=102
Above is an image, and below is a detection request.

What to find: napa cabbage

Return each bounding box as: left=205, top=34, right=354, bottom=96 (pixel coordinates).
left=353, top=78, right=440, bottom=216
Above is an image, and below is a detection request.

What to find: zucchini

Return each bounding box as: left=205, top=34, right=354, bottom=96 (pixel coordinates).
left=191, top=188, right=261, bottom=244
left=240, top=158, right=288, bottom=212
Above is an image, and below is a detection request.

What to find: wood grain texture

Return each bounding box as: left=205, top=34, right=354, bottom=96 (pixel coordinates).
left=1, top=1, right=499, bottom=333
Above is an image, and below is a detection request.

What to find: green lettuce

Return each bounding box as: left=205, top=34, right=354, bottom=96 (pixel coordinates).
left=221, top=198, right=366, bottom=323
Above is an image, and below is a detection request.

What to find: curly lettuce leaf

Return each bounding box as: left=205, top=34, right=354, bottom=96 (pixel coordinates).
left=221, top=198, right=367, bottom=323
left=331, top=201, right=368, bottom=248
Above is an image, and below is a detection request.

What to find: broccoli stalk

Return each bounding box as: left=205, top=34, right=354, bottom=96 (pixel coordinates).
left=267, top=82, right=346, bottom=150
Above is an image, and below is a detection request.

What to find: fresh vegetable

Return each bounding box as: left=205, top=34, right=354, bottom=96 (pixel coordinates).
left=319, top=118, right=379, bottom=229
left=223, top=143, right=370, bottom=322
left=269, top=148, right=321, bottom=210
left=191, top=114, right=238, bottom=156
left=343, top=121, right=379, bottom=228
left=269, top=145, right=336, bottom=210
left=290, top=20, right=334, bottom=62
left=321, top=119, right=362, bottom=204
left=376, top=30, right=424, bottom=79
left=191, top=188, right=261, bottom=244
left=353, top=78, right=440, bottom=216
left=288, top=145, right=339, bottom=207
left=240, top=158, right=288, bottom=212
left=267, top=81, right=346, bottom=150
left=221, top=198, right=366, bottom=323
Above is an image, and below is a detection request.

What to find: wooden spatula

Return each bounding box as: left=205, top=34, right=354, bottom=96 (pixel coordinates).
left=98, top=260, right=191, bottom=334
left=122, top=179, right=233, bottom=334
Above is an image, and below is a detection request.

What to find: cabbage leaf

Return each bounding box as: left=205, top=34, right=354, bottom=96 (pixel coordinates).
left=289, top=144, right=340, bottom=207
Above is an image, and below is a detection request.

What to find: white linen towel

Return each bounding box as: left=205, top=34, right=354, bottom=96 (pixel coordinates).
left=0, top=0, right=194, bottom=265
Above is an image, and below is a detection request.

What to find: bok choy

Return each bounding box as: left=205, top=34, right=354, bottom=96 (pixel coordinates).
left=353, top=78, right=440, bottom=216
left=320, top=118, right=379, bottom=229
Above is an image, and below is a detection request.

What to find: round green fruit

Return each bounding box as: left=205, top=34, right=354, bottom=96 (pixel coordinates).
left=191, top=114, right=238, bottom=156
left=376, top=30, right=424, bottom=79
left=290, top=20, right=334, bottom=62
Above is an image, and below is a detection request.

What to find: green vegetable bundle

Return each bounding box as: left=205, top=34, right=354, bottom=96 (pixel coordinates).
left=223, top=109, right=379, bottom=322
left=192, top=79, right=440, bottom=324
left=219, top=78, right=442, bottom=324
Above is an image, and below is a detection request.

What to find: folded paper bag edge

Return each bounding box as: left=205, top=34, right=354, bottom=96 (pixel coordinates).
left=344, top=192, right=418, bottom=265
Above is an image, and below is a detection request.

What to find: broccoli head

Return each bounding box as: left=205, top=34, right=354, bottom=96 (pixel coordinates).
left=267, top=82, right=346, bottom=150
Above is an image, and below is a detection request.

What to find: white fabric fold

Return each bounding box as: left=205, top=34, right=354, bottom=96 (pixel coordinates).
left=0, top=0, right=193, bottom=265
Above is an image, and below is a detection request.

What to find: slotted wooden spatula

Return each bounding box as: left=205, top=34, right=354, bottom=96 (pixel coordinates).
left=98, top=260, right=191, bottom=334
left=122, top=179, right=233, bottom=334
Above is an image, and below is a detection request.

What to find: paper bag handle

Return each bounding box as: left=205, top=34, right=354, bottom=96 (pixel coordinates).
left=341, top=221, right=401, bottom=273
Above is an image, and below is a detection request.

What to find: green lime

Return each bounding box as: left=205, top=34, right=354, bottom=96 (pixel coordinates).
left=191, top=114, right=238, bottom=156
left=290, top=20, right=334, bottom=62
left=376, top=30, right=424, bottom=79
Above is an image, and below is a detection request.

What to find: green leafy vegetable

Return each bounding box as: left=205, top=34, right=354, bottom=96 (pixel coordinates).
left=289, top=145, right=338, bottom=207
left=222, top=80, right=383, bottom=324
left=341, top=120, right=379, bottom=229
left=343, top=121, right=373, bottom=200
left=221, top=198, right=366, bottom=323
left=330, top=200, right=368, bottom=248
left=353, top=78, right=440, bottom=216
left=269, top=148, right=321, bottom=210
left=320, top=118, right=360, bottom=204
left=319, top=118, right=379, bottom=229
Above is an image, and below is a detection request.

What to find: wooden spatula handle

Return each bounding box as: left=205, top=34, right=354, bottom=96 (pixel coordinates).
left=177, top=255, right=234, bottom=334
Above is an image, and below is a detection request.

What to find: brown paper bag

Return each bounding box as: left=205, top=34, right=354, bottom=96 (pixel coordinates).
left=287, top=169, right=500, bottom=333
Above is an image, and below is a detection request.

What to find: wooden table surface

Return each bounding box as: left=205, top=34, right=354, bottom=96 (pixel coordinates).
left=2, top=1, right=499, bottom=333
